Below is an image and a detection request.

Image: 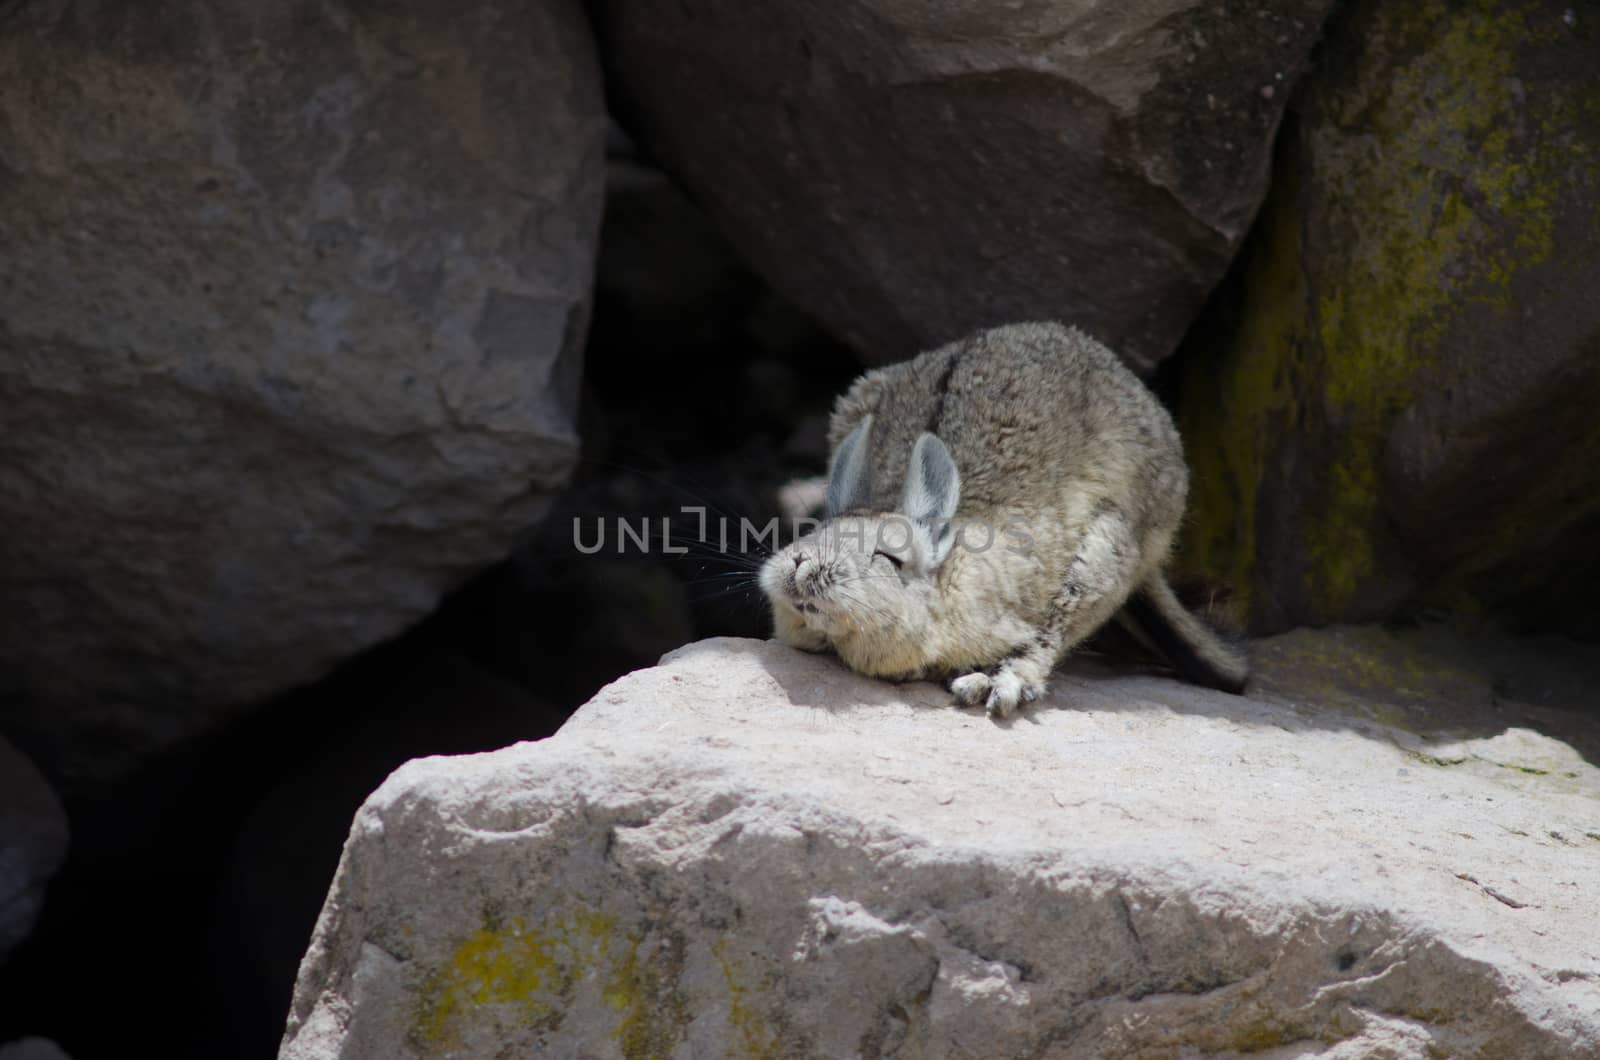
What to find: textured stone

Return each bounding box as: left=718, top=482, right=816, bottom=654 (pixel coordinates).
left=0, top=0, right=606, bottom=786
left=0, top=738, right=68, bottom=965
left=1178, top=0, right=1600, bottom=636
left=0, top=1041, right=73, bottom=1060
left=283, top=633, right=1600, bottom=1058
left=593, top=0, right=1339, bottom=371
left=216, top=651, right=567, bottom=1051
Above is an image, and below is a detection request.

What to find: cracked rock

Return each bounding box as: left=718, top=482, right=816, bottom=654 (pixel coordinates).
left=283, top=634, right=1600, bottom=1057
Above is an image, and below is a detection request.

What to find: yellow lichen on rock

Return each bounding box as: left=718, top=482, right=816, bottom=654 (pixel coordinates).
left=1177, top=156, right=1305, bottom=626
left=715, top=940, right=783, bottom=1059
left=419, top=905, right=623, bottom=1049
left=1302, top=0, right=1562, bottom=616
left=1178, top=0, right=1594, bottom=632
left=418, top=905, right=757, bottom=1058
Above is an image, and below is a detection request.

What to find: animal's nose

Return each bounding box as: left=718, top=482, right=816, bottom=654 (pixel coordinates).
left=792, top=553, right=805, bottom=569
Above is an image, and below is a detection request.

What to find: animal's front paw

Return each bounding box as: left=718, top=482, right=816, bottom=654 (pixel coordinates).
left=949, top=671, right=992, bottom=707
left=772, top=606, right=830, bottom=653
left=984, top=668, right=1044, bottom=719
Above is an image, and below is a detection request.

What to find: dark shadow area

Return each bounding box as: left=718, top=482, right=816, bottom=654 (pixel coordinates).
left=0, top=592, right=568, bottom=1059
left=1023, top=622, right=1600, bottom=774
left=748, top=617, right=1600, bottom=774
left=0, top=148, right=859, bottom=1059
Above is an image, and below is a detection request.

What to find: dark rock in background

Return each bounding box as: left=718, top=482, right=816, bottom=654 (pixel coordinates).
left=0, top=0, right=606, bottom=789
left=537, top=133, right=861, bottom=654
left=1177, top=0, right=1600, bottom=637
left=0, top=124, right=858, bottom=1060
left=0, top=1041, right=73, bottom=1060
left=0, top=738, right=66, bottom=966
left=593, top=0, right=1340, bottom=371
left=0, top=612, right=568, bottom=1059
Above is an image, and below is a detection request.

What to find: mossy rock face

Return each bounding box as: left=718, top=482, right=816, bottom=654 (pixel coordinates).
left=1179, top=0, right=1600, bottom=636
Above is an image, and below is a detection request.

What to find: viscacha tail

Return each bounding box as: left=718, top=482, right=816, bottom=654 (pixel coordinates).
left=1120, top=574, right=1249, bottom=694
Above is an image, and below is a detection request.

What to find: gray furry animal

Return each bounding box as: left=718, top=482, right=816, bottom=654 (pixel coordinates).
left=758, top=321, right=1248, bottom=717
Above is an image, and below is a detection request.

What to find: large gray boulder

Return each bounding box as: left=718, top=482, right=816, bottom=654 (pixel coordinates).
left=282, top=634, right=1600, bottom=1058
left=0, top=0, right=606, bottom=787
left=0, top=738, right=68, bottom=966
left=1176, top=0, right=1600, bottom=636
left=593, top=0, right=1340, bottom=371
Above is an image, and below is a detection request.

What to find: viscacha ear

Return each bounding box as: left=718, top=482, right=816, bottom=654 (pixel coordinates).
left=825, top=415, right=874, bottom=517
left=901, top=432, right=960, bottom=565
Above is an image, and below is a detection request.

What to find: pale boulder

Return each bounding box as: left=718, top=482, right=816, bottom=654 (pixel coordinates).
left=283, top=634, right=1600, bottom=1057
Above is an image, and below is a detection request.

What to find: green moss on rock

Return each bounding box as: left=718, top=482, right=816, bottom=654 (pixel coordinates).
left=420, top=906, right=629, bottom=1049
left=1179, top=0, right=1600, bottom=634
left=414, top=905, right=786, bottom=1059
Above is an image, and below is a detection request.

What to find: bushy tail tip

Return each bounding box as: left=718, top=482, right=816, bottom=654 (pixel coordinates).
left=1120, top=574, right=1249, bottom=694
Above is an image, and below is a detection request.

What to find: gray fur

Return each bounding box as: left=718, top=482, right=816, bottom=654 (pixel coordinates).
left=825, top=415, right=874, bottom=517
left=760, top=321, right=1249, bottom=717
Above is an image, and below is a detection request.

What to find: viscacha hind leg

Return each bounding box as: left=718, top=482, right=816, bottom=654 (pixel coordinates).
left=982, top=508, right=1143, bottom=718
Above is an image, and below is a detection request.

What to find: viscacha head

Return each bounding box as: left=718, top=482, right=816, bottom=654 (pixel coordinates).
left=759, top=416, right=964, bottom=676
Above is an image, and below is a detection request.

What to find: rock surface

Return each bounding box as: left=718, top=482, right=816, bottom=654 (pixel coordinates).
left=1178, top=0, right=1600, bottom=636
left=0, top=0, right=606, bottom=787
left=283, top=634, right=1600, bottom=1058
left=215, top=650, right=568, bottom=1054
left=594, top=0, right=1339, bottom=371
left=0, top=1041, right=73, bottom=1060
left=0, top=738, right=68, bottom=966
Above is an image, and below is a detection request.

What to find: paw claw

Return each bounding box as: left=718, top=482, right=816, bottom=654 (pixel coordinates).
left=949, top=672, right=991, bottom=708
left=985, top=670, right=1024, bottom=718
left=984, top=670, right=1044, bottom=718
